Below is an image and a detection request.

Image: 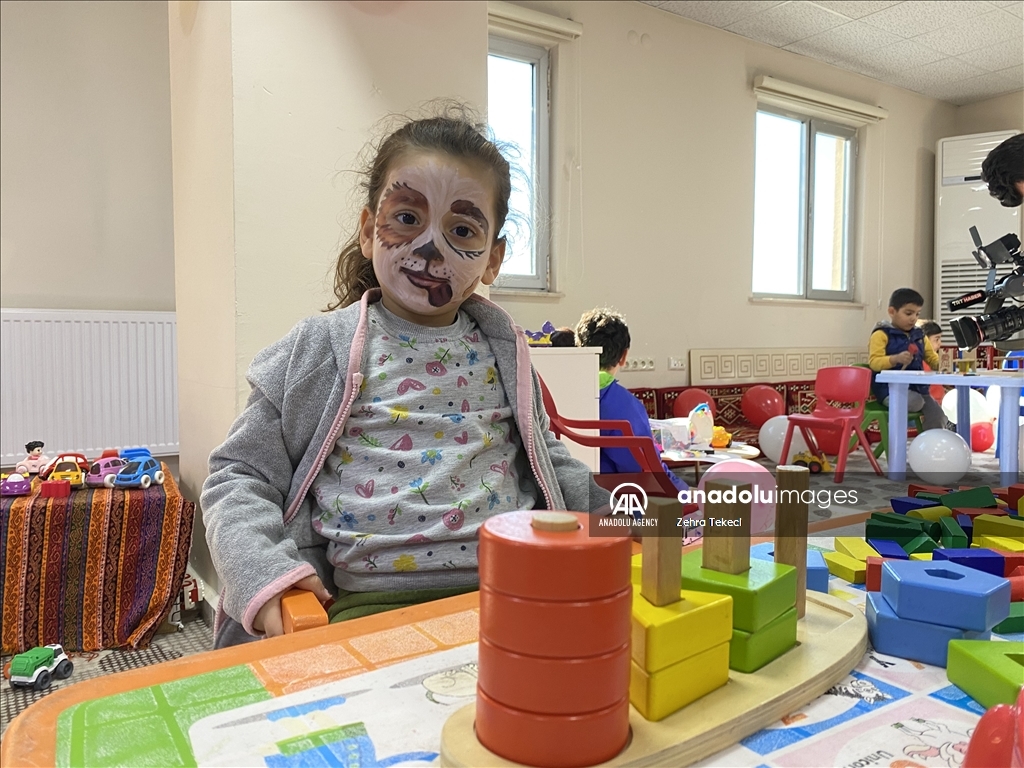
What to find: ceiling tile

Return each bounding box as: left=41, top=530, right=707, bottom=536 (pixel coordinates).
left=987, top=1, right=1020, bottom=6
left=807, top=1, right=900, bottom=19
left=848, top=38, right=946, bottom=78
left=912, top=10, right=1020, bottom=56
left=653, top=1, right=784, bottom=28
left=920, top=69, right=1024, bottom=105
left=891, top=56, right=989, bottom=91
left=785, top=20, right=903, bottom=62
left=726, top=1, right=848, bottom=47
left=860, top=1, right=991, bottom=37
left=958, top=33, right=1024, bottom=72
left=1004, top=2, right=1023, bottom=17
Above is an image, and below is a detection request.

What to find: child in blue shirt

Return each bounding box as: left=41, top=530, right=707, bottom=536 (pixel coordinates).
left=575, top=309, right=687, bottom=492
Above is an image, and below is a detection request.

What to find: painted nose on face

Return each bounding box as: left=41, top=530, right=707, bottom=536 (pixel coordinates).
left=414, top=240, right=444, bottom=263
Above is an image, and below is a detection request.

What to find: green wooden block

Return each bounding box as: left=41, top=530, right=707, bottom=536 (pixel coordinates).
left=941, top=488, right=997, bottom=510
left=916, top=493, right=945, bottom=503
left=947, top=640, right=1024, bottom=708
left=870, top=513, right=939, bottom=539
left=940, top=517, right=969, bottom=550
left=730, top=607, right=798, bottom=673
left=993, top=602, right=1024, bottom=635
left=680, top=549, right=796, bottom=634
left=902, top=533, right=939, bottom=555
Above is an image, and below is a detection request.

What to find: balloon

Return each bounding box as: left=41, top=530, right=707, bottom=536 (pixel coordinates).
left=986, top=385, right=1024, bottom=422
left=971, top=421, right=995, bottom=452
left=695, top=458, right=776, bottom=534
left=673, top=389, right=717, bottom=419
left=930, top=384, right=946, bottom=403
left=757, top=415, right=808, bottom=464
left=941, top=388, right=991, bottom=425
left=741, top=385, right=785, bottom=428
left=907, top=430, right=971, bottom=485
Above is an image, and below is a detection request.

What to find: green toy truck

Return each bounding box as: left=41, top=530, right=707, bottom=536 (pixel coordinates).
left=9, top=644, right=73, bottom=690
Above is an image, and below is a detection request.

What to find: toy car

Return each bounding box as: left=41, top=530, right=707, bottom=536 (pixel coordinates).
left=114, top=456, right=165, bottom=489
left=39, top=453, right=89, bottom=480
left=46, top=459, right=87, bottom=488
left=86, top=456, right=127, bottom=488
left=792, top=451, right=833, bottom=474
left=15, top=447, right=50, bottom=475
left=9, top=644, right=73, bottom=691
left=0, top=473, right=32, bottom=496
left=119, top=447, right=153, bottom=461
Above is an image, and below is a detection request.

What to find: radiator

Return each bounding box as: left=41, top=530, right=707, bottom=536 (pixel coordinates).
left=1, top=309, right=178, bottom=465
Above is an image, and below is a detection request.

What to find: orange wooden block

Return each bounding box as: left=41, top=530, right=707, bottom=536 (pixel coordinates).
left=475, top=687, right=629, bottom=768
left=477, top=636, right=630, bottom=715
left=909, top=484, right=953, bottom=497
left=479, top=585, right=631, bottom=658
left=280, top=589, right=328, bottom=633
left=40, top=480, right=70, bottom=498
left=479, top=511, right=631, bottom=601
left=1010, top=566, right=1024, bottom=603
left=954, top=507, right=1008, bottom=519
left=992, top=551, right=1024, bottom=577
left=866, top=556, right=891, bottom=592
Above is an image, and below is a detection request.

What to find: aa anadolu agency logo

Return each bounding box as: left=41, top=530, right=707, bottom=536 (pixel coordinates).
left=609, top=482, right=648, bottom=517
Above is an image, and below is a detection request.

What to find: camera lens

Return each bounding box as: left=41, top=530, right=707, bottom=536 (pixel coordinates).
left=949, top=316, right=981, bottom=350
left=950, top=307, right=1024, bottom=350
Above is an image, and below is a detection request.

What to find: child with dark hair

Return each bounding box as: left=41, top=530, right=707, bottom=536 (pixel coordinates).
left=869, top=289, right=944, bottom=431
left=918, top=320, right=943, bottom=368
left=575, top=309, right=686, bottom=492
left=981, top=133, right=1024, bottom=208
left=202, top=108, right=603, bottom=648
left=548, top=327, right=576, bottom=347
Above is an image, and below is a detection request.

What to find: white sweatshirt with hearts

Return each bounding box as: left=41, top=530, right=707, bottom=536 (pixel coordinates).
left=310, top=302, right=535, bottom=590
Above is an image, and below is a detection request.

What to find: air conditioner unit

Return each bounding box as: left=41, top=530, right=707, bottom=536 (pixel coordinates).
left=934, top=131, right=1021, bottom=342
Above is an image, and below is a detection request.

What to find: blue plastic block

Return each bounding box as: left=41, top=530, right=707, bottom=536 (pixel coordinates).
left=867, top=539, right=909, bottom=560
left=881, top=560, right=1011, bottom=632
left=932, top=548, right=1005, bottom=577
left=749, top=543, right=829, bottom=593
left=866, top=592, right=989, bottom=667
left=956, top=514, right=973, bottom=545
left=891, top=496, right=941, bottom=515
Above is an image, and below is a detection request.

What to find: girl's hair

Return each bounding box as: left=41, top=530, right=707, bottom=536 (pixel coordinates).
left=919, top=320, right=942, bottom=338
left=576, top=309, right=631, bottom=370
left=548, top=327, right=577, bottom=347
left=327, top=106, right=512, bottom=311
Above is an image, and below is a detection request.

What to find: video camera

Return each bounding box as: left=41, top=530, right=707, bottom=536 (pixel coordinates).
left=947, top=226, right=1024, bottom=351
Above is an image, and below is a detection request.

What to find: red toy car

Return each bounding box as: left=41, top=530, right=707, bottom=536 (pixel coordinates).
left=39, top=453, right=89, bottom=481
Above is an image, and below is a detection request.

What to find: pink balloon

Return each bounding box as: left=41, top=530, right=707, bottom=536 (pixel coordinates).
left=694, top=459, right=776, bottom=534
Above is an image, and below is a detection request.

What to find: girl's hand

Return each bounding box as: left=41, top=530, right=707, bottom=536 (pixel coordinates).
left=253, top=574, right=332, bottom=637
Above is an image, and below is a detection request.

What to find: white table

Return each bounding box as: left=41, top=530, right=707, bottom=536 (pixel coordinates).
left=876, top=370, right=1023, bottom=485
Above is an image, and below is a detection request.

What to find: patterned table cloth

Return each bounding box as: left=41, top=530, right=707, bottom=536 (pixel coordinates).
left=0, top=465, right=194, bottom=654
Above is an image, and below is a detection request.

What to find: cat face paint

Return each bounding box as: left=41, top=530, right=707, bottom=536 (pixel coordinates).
left=371, top=159, right=495, bottom=315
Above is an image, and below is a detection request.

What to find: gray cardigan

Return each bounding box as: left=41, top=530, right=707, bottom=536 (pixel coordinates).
left=201, top=289, right=602, bottom=634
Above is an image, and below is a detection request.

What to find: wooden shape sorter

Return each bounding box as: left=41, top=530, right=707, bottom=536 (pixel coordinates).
left=440, top=591, right=868, bottom=768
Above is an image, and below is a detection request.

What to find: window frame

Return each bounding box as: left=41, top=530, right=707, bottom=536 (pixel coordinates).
left=487, top=35, right=551, bottom=292
left=752, top=106, right=857, bottom=303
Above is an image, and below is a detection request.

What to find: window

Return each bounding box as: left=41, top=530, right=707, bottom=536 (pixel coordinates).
left=487, top=37, right=550, bottom=291
left=752, top=108, right=856, bottom=301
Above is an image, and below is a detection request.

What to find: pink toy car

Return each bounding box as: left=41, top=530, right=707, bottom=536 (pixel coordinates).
left=1, top=473, right=32, bottom=496
left=86, top=457, right=127, bottom=488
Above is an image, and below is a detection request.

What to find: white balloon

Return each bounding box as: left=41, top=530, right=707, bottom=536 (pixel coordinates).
left=940, top=388, right=992, bottom=425
left=986, top=385, right=1024, bottom=422
left=907, top=430, right=972, bottom=485
left=758, top=415, right=809, bottom=464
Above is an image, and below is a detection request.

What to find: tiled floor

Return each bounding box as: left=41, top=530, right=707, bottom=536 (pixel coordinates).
left=1, top=616, right=213, bottom=735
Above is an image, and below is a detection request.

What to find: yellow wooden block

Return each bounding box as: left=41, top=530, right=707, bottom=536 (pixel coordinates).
left=974, top=533, right=1024, bottom=553
left=834, top=537, right=879, bottom=562
left=909, top=552, right=933, bottom=560
left=907, top=506, right=953, bottom=522
left=630, top=641, right=730, bottom=721
left=631, top=553, right=643, bottom=586
left=823, top=551, right=865, bottom=583
left=631, top=584, right=733, bottom=673
left=973, top=514, right=1024, bottom=540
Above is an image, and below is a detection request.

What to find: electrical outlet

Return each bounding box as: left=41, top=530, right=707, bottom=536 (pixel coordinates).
left=668, top=357, right=687, bottom=371
left=644, top=357, right=655, bottom=370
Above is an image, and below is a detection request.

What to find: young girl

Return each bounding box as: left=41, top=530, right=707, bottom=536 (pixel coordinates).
left=202, top=112, right=603, bottom=648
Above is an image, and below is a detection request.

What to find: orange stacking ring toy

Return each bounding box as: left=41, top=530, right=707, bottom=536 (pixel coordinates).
left=476, top=510, right=632, bottom=768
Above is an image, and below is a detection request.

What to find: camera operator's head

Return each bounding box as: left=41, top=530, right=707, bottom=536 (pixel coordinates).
left=980, top=133, right=1024, bottom=207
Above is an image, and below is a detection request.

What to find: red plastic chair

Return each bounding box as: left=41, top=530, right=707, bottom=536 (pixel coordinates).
left=539, top=377, right=682, bottom=498
left=671, top=388, right=717, bottom=419
left=780, top=366, right=883, bottom=483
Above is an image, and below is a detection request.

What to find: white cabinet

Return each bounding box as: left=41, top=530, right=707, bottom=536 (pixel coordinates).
left=529, top=347, right=601, bottom=471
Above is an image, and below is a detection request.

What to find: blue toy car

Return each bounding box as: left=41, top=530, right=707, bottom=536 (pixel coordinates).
left=114, top=457, right=165, bottom=489
left=119, top=447, right=153, bottom=461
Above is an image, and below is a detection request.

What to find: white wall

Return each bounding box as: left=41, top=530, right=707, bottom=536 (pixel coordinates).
left=168, top=0, right=488, bottom=593
left=0, top=0, right=174, bottom=311
left=493, top=1, right=959, bottom=388
left=955, top=90, right=1024, bottom=136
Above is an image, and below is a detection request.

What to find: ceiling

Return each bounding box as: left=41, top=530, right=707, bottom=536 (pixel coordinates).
left=640, top=1, right=1024, bottom=105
